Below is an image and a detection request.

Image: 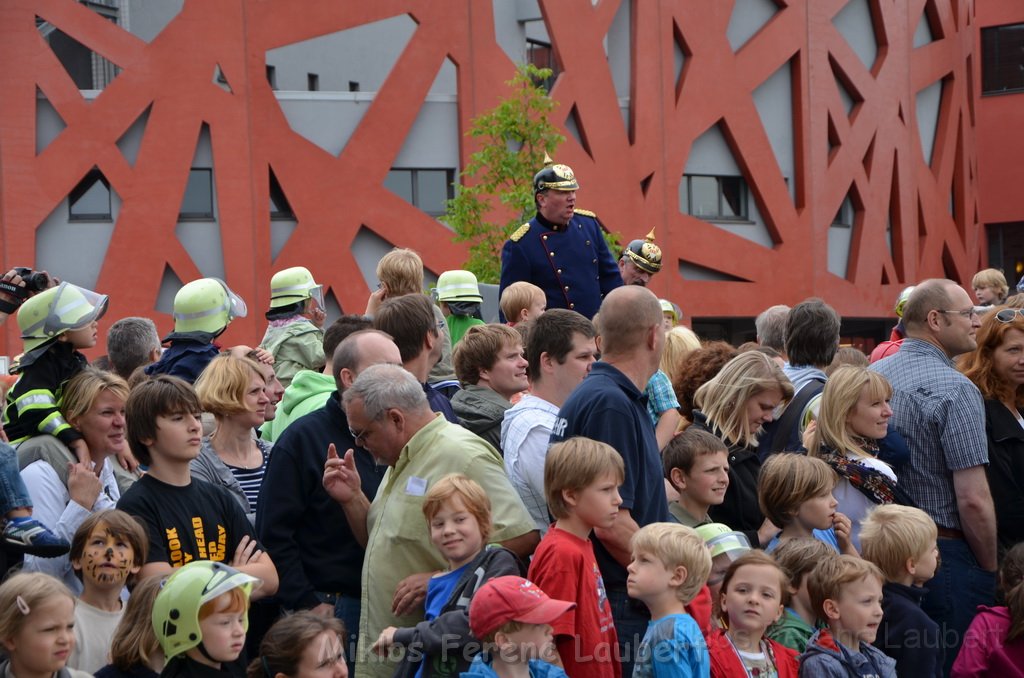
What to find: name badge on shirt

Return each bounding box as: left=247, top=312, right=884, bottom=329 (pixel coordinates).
left=405, top=476, right=428, bottom=496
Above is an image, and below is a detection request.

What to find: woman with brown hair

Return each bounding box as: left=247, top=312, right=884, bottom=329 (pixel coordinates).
left=960, top=307, right=1024, bottom=553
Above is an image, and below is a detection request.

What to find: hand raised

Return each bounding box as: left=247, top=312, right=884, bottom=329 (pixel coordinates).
left=322, top=444, right=361, bottom=505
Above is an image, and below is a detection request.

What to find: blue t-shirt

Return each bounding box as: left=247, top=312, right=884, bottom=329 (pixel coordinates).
left=550, top=362, right=669, bottom=588
left=765, top=527, right=840, bottom=553
left=633, top=613, right=709, bottom=678
left=415, top=564, right=469, bottom=678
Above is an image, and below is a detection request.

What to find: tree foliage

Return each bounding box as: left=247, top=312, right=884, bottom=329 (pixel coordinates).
left=445, top=64, right=565, bottom=283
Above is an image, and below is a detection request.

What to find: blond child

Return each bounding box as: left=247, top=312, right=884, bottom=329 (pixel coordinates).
left=95, top=576, right=166, bottom=678
left=662, top=428, right=729, bottom=527
left=68, top=509, right=149, bottom=673
left=706, top=551, right=799, bottom=677
left=758, top=453, right=856, bottom=555
left=800, top=555, right=896, bottom=677
left=527, top=438, right=624, bottom=678
left=0, top=572, right=89, bottom=678
left=153, top=561, right=260, bottom=678
left=627, top=523, right=711, bottom=677
left=371, top=474, right=522, bottom=676
left=767, top=538, right=838, bottom=653
left=859, top=505, right=941, bottom=676
left=500, top=282, right=546, bottom=326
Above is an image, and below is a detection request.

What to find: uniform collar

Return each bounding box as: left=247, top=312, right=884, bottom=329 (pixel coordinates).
left=535, top=211, right=568, bottom=233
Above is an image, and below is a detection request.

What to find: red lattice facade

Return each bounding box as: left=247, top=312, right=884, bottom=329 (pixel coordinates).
left=0, top=0, right=982, bottom=356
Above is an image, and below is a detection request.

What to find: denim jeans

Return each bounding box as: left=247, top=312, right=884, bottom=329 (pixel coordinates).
left=0, top=443, right=33, bottom=515
left=316, top=592, right=360, bottom=678
left=606, top=588, right=650, bottom=678
left=922, top=538, right=996, bottom=676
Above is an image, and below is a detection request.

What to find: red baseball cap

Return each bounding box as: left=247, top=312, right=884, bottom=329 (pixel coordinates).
left=469, top=576, right=576, bottom=639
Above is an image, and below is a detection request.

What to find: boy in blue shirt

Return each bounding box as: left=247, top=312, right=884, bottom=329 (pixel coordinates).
left=372, top=474, right=522, bottom=677
left=627, top=523, right=711, bottom=677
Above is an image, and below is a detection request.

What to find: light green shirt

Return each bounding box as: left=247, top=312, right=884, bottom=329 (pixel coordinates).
left=355, top=414, right=535, bottom=678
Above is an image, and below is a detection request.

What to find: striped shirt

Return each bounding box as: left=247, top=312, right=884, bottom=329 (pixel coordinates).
left=226, top=461, right=267, bottom=514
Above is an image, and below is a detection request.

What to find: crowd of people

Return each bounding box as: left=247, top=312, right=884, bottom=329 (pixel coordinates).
left=0, top=157, right=1021, bottom=678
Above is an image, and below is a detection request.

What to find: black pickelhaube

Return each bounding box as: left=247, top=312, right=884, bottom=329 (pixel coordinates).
left=622, top=229, right=663, bottom=274
left=533, top=153, right=579, bottom=193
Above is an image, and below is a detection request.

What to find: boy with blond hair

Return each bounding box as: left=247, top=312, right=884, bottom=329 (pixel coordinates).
left=527, top=437, right=624, bottom=678
left=768, top=538, right=838, bottom=652
left=859, top=505, right=941, bottom=677
left=800, top=555, right=896, bottom=677
left=501, top=281, right=546, bottom=326
left=627, top=523, right=711, bottom=677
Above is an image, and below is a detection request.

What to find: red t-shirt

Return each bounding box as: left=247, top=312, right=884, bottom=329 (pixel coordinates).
left=527, top=526, right=621, bottom=678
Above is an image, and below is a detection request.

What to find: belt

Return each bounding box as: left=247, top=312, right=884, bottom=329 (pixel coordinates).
left=936, top=527, right=964, bottom=540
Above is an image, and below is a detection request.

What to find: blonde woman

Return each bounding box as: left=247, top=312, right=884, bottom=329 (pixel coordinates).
left=192, top=355, right=271, bottom=522
left=692, top=351, right=793, bottom=547
left=807, top=365, right=914, bottom=550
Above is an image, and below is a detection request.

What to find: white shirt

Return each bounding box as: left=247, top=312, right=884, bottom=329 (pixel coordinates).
left=501, top=394, right=560, bottom=534
left=21, top=457, right=120, bottom=594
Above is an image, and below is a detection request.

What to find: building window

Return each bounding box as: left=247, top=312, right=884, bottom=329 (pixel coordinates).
left=982, top=23, right=1024, bottom=95
left=833, top=195, right=854, bottom=227
left=527, top=38, right=559, bottom=91
left=266, top=65, right=277, bottom=90
left=269, top=171, right=294, bottom=220
left=348, top=81, right=360, bottom=92
left=384, top=169, right=454, bottom=216
left=679, top=175, right=749, bottom=221
left=307, top=73, right=319, bottom=91
left=180, top=169, right=214, bottom=220
left=68, top=168, right=112, bottom=221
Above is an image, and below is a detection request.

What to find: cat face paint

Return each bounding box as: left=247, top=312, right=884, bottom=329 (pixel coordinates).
left=73, top=523, right=139, bottom=588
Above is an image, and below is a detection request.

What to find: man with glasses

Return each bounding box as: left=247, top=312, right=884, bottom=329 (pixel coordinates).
left=323, top=364, right=538, bottom=678
left=871, top=278, right=996, bottom=673
left=256, top=329, right=400, bottom=676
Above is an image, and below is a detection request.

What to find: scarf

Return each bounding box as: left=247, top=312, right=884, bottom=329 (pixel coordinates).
left=817, top=443, right=916, bottom=507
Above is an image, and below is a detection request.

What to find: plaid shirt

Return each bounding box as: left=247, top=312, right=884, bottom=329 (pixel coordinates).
left=871, top=339, right=988, bottom=530
left=645, top=369, right=680, bottom=425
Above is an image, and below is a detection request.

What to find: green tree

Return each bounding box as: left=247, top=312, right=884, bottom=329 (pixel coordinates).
left=445, top=64, right=565, bottom=283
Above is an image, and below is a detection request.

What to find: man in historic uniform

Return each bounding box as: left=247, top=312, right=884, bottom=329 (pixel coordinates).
left=498, top=159, right=622, bottom=319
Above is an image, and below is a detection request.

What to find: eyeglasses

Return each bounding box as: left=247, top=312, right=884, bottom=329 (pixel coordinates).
left=349, top=422, right=374, bottom=446
left=937, top=308, right=979, bottom=319
left=996, top=308, right=1024, bottom=324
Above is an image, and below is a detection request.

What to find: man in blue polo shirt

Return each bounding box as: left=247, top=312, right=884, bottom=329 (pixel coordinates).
left=550, top=285, right=668, bottom=676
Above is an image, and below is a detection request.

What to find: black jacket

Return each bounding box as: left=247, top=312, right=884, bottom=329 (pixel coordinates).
left=983, top=398, right=1024, bottom=554
left=255, top=391, right=387, bottom=609
left=391, top=545, right=525, bottom=678
left=877, top=583, right=942, bottom=678
left=692, top=410, right=765, bottom=547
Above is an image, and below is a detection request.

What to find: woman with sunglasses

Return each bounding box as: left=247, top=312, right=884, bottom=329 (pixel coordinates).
left=960, top=306, right=1024, bottom=554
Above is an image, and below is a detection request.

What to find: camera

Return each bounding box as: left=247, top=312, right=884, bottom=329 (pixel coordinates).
left=10, top=267, right=50, bottom=294
left=0, top=268, right=51, bottom=313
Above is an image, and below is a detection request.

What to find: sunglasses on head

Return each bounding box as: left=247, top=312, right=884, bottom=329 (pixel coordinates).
left=996, top=308, right=1024, bottom=324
